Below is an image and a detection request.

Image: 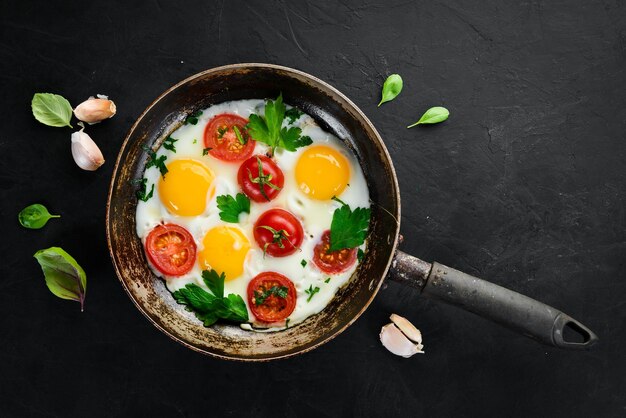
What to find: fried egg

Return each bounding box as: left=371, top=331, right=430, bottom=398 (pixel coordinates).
left=135, top=99, right=370, bottom=331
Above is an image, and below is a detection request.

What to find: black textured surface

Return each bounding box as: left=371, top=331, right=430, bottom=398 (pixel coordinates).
left=1, top=0, right=624, bottom=417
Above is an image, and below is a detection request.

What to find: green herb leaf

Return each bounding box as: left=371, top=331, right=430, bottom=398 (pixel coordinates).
left=378, top=74, right=403, bottom=107
left=232, top=125, right=246, bottom=145
left=305, top=285, right=320, bottom=302
left=357, top=248, right=365, bottom=262
left=31, top=93, right=73, bottom=128
left=202, top=147, right=212, bottom=156
left=246, top=94, right=312, bottom=154
left=329, top=198, right=371, bottom=252
left=301, top=259, right=307, bottom=268
left=216, top=193, right=251, bottom=223
left=285, top=318, right=291, bottom=329
left=407, top=106, right=450, bottom=128
left=185, top=109, right=203, bottom=125
left=192, top=139, right=198, bottom=144
left=324, top=277, right=331, bottom=283
left=202, top=269, right=225, bottom=299
left=134, top=178, right=154, bottom=202
left=172, top=269, right=248, bottom=326
left=142, top=145, right=168, bottom=178
left=253, top=285, right=289, bottom=306
left=280, top=127, right=312, bottom=151
left=285, top=107, right=303, bottom=124
left=18, top=204, right=60, bottom=229
left=33, top=247, right=87, bottom=311
left=162, top=136, right=178, bottom=152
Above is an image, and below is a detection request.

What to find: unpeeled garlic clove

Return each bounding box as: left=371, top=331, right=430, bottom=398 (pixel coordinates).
left=71, top=130, right=104, bottom=171
left=74, top=96, right=116, bottom=124
left=390, top=313, right=423, bottom=344
left=380, top=315, right=424, bottom=358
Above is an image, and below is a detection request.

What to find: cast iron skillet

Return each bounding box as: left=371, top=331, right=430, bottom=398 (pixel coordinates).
left=106, top=64, right=598, bottom=361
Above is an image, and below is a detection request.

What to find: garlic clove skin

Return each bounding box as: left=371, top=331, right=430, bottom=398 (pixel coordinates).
left=71, top=130, right=104, bottom=171
left=73, top=97, right=116, bottom=124
left=380, top=321, right=424, bottom=358
left=390, top=313, right=423, bottom=344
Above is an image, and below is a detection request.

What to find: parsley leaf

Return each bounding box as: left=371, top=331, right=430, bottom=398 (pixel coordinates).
left=305, top=285, right=320, bottom=302
left=172, top=269, right=248, bottom=326
left=202, top=269, right=225, bottom=298
left=280, top=126, right=312, bottom=151
left=246, top=94, right=312, bottom=154
left=202, top=147, right=212, bottom=156
left=253, top=285, right=289, bottom=306
left=324, top=277, right=331, bottom=283
left=285, top=107, right=303, bottom=124
left=185, top=109, right=203, bottom=125
left=329, top=198, right=371, bottom=252
left=301, top=259, right=307, bottom=268
left=216, top=193, right=250, bottom=223
left=142, top=145, right=168, bottom=178
left=135, top=178, right=154, bottom=202
left=162, top=136, right=178, bottom=152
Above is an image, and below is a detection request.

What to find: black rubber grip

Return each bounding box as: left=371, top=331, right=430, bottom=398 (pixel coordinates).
left=422, top=262, right=598, bottom=349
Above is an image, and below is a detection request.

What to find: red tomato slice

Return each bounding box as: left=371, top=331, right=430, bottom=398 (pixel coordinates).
left=247, top=272, right=297, bottom=323
left=203, top=113, right=256, bottom=162
left=312, top=230, right=357, bottom=274
left=237, top=155, right=284, bottom=202
left=253, top=208, right=304, bottom=257
left=145, top=224, right=196, bottom=276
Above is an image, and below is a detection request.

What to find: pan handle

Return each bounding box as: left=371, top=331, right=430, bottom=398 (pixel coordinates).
left=388, top=251, right=599, bottom=349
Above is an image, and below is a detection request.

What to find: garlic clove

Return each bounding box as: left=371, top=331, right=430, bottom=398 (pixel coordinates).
left=73, top=97, right=116, bottom=124
left=71, top=130, right=105, bottom=171
left=390, top=313, right=423, bottom=344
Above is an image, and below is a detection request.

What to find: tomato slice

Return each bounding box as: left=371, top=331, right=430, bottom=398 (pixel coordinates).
left=204, top=113, right=256, bottom=162
left=247, top=272, right=297, bottom=323
left=237, top=155, right=284, bottom=202
left=253, top=208, right=304, bottom=257
left=145, top=224, right=196, bottom=277
left=312, top=230, right=357, bottom=274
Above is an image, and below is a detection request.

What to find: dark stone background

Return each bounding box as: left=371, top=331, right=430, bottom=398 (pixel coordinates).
left=1, top=0, right=624, bottom=416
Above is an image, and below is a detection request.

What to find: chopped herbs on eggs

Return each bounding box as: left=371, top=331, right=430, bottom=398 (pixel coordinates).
left=142, top=145, right=168, bottom=178
left=305, top=285, right=320, bottom=302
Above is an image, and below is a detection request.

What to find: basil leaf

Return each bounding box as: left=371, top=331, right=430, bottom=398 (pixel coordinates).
left=31, top=93, right=73, bottom=128
left=18, top=204, right=60, bottom=229
left=378, top=74, right=403, bottom=107
left=407, top=106, right=450, bottom=128
left=33, top=247, right=87, bottom=311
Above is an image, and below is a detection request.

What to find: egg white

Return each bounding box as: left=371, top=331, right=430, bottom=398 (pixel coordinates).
left=135, top=99, right=370, bottom=330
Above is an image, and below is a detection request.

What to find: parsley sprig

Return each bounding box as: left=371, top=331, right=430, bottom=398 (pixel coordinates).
left=328, top=197, right=371, bottom=252
left=216, top=193, right=250, bottom=223
left=253, top=285, right=289, bottom=306
left=246, top=94, right=312, bottom=155
left=172, top=269, right=248, bottom=326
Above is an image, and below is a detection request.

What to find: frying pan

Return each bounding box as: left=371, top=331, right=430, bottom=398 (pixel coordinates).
left=106, top=63, right=598, bottom=361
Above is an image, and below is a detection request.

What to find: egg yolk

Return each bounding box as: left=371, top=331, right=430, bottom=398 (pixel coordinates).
left=295, top=145, right=351, bottom=200
left=199, top=226, right=250, bottom=281
left=158, top=159, right=214, bottom=216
